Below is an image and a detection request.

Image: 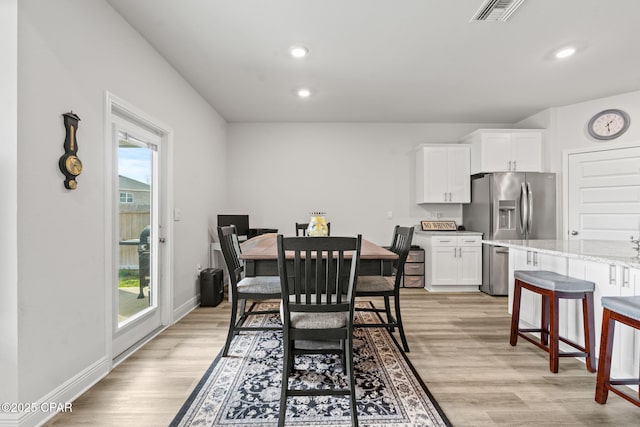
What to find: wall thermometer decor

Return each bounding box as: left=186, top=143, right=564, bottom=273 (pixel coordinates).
left=58, top=111, right=83, bottom=189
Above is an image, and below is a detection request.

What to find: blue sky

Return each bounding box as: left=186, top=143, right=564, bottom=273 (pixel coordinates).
left=119, top=147, right=151, bottom=184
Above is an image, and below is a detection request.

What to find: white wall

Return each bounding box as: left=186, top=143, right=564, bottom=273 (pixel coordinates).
left=227, top=123, right=505, bottom=244
left=15, top=0, right=227, bottom=419
left=516, top=90, right=640, bottom=235
left=0, top=0, right=19, bottom=408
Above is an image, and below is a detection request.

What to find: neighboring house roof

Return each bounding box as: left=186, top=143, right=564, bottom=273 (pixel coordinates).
left=119, top=175, right=150, bottom=191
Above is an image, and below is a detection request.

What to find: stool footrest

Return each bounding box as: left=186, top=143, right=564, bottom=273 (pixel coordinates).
left=610, top=379, right=640, bottom=386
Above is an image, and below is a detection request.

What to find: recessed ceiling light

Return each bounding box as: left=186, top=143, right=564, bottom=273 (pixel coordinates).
left=555, top=47, right=576, bottom=59
left=297, top=88, right=312, bottom=98
left=289, top=45, right=308, bottom=59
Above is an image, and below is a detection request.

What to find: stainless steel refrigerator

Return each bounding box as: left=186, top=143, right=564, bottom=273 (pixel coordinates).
left=462, top=172, right=556, bottom=295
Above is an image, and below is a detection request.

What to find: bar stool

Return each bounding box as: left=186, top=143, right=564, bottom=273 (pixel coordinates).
left=595, top=296, right=640, bottom=407
left=510, top=270, right=596, bottom=373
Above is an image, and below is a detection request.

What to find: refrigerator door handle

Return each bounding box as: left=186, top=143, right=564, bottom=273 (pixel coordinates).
left=519, top=182, right=528, bottom=235
left=527, top=182, right=533, bottom=234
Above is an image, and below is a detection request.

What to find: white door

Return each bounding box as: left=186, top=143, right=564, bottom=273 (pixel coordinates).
left=111, top=114, right=165, bottom=358
left=567, top=145, right=640, bottom=240
left=481, top=133, right=511, bottom=172
left=447, top=146, right=470, bottom=203
left=431, top=247, right=458, bottom=284
left=424, top=146, right=449, bottom=202
left=511, top=132, right=542, bottom=172
left=458, top=246, right=480, bottom=285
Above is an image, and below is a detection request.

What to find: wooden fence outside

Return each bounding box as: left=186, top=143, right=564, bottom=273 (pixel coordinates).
left=119, top=211, right=150, bottom=269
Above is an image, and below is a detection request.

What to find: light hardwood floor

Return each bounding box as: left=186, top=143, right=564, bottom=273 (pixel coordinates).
left=46, top=289, right=639, bottom=426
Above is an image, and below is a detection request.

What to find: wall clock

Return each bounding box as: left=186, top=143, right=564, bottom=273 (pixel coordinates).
left=587, top=109, right=630, bottom=141
left=58, top=111, right=83, bottom=189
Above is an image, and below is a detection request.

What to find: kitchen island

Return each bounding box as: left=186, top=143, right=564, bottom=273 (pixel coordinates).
left=484, top=239, right=640, bottom=381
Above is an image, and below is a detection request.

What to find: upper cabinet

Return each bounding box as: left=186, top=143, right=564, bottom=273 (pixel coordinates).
left=416, top=144, right=470, bottom=204
left=461, top=129, right=544, bottom=174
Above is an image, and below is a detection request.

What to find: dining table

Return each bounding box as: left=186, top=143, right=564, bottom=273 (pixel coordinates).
left=239, top=233, right=398, bottom=277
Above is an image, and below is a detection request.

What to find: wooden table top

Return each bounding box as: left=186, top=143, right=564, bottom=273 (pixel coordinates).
left=239, top=233, right=398, bottom=260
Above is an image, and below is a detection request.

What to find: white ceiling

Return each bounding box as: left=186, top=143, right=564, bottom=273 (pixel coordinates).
left=107, top=0, right=640, bottom=123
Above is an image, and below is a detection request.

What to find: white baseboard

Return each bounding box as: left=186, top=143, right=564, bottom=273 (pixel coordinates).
left=173, top=294, right=199, bottom=323
left=0, top=414, right=19, bottom=426
left=18, top=357, right=110, bottom=427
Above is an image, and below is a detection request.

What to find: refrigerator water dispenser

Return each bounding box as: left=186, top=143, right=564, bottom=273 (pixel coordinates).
left=498, top=200, right=516, bottom=230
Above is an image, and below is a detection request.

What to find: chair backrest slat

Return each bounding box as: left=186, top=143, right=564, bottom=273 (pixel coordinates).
left=217, top=225, right=243, bottom=286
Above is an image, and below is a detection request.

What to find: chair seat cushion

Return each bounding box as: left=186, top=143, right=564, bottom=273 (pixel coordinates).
left=357, top=275, right=395, bottom=292
left=280, top=295, right=348, bottom=329
left=601, top=296, right=640, bottom=322
left=514, top=270, right=594, bottom=293
left=237, top=276, right=281, bottom=294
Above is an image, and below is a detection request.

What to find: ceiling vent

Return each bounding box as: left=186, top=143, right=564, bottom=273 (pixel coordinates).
left=471, top=0, right=526, bottom=22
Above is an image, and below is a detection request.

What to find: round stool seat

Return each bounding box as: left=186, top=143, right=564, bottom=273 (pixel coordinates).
left=601, top=296, right=640, bottom=322
left=514, top=270, right=595, bottom=293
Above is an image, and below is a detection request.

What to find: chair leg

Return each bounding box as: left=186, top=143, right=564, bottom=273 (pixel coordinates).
left=541, top=294, right=550, bottom=346
left=394, top=292, right=410, bottom=352
left=222, top=294, right=239, bottom=357
left=279, top=332, right=291, bottom=427
left=596, top=309, right=615, bottom=404
left=345, top=334, right=359, bottom=427
left=384, top=296, right=394, bottom=332
left=238, top=298, right=247, bottom=319
left=549, top=295, right=560, bottom=373
left=510, top=281, right=523, bottom=346
left=583, top=292, right=596, bottom=373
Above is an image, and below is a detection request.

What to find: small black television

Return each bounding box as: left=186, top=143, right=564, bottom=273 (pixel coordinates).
left=217, top=214, right=250, bottom=237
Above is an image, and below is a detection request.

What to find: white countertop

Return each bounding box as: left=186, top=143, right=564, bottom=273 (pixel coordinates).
left=483, top=239, right=640, bottom=269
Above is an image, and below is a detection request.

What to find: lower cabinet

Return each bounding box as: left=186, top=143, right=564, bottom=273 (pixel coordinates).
left=424, top=234, right=482, bottom=291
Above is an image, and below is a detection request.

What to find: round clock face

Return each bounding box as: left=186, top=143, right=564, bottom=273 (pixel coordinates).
left=587, top=109, right=630, bottom=140
left=65, top=155, right=83, bottom=176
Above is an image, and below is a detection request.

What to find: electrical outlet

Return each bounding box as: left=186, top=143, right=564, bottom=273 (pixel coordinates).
left=387, top=211, right=393, bottom=219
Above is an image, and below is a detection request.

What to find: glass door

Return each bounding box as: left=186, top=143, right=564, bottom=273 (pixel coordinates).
left=112, top=115, right=163, bottom=358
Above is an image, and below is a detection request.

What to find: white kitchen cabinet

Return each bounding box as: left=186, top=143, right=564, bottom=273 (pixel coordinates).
left=462, top=129, right=543, bottom=174
left=415, top=144, right=470, bottom=203
left=424, top=234, right=481, bottom=291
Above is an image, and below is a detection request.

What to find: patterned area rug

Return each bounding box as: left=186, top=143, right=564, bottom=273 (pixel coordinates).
left=171, top=303, right=450, bottom=427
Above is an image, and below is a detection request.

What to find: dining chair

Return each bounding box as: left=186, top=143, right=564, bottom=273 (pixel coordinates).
left=277, top=234, right=361, bottom=427
left=295, top=222, right=331, bottom=236
left=217, top=225, right=281, bottom=357
left=354, top=225, right=413, bottom=352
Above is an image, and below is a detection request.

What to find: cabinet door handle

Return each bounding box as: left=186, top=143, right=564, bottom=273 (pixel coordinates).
left=609, top=264, right=616, bottom=285
left=444, top=192, right=447, bottom=201
left=458, top=248, right=462, bottom=257
left=622, top=267, right=630, bottom=287
left=508, top=160, right=512, bottom=171
left=533, top=252, right=538, bottom=266
left=526, top=251, right=531, bottom=265
left=453, top=248, right=457, bottom=258
left=513, top=160, right=517, bottom=171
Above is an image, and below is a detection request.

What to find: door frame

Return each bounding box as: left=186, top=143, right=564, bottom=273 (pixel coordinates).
left=104, top=91, right=174, bottom=364
left=561, top=141, right=640, bottom=239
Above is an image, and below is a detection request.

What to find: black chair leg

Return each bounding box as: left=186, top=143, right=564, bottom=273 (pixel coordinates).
left=394, top=292, right=410, bottom=352
left=346, top=335, right=359, bottom=427
left=279, top=332, right=290, bottom=427
left=223, top=295, right=239, bottom=357
left=384, top=296, right=395, bottom=332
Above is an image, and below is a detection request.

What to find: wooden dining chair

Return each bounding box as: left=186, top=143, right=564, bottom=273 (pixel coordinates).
left=295, top=222, right=331, bottom=236
left=217, top=226, right=281, bottom=357
left=354, top=225, right=414, bottom=352
left=277, top=234, right=361, bottom=427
